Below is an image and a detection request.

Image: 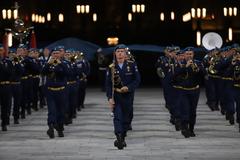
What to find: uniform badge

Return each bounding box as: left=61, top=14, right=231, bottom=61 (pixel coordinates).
left=127, top=66, right=130, bottom=72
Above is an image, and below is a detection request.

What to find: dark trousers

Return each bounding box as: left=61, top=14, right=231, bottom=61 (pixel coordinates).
left=98, top=69, right=106, bottom=91
left=205, top=77, right=220, bottom=107
left=21, top=78, right=33, bottom=115
left=215, top=79, right=226, bottom=111
left=32, top=77, right=40, bottom=109
left=176, top=89, right=200, bottom=126
left=78, top=81, right=87, bottom=107
left=113, top=92, right=133, bottom=135
left=0, top=84, right=11, bottom=126
left=11, top=83, right=22, bottom=119
left=39, top=85, right=46, bottom=107
left=162, top=77, right=176, bottom=117
left=67, top=83, right=79, bottom=119
left=234, top=87, right=240, bottom=123
left=222, top=80, right=235, bottom=115
left=46, top=88, right=65, bottom=126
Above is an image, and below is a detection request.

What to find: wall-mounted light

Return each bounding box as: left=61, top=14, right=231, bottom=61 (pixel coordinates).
left=223, top=7, right=227, bottom=16
left=128, top=13, right=132, bottom=22
left=76, top=5, right=81, bottom=14
left=107, top=37, right=119, bottom=46
left=141, top=4, right=145, bottom=13
left=196, top=31, right=201, bottom=46
left=47, top=13, right=51, bottom=21
left=228, top=27, right=233, bottom=41
left=160, top=13, right=164, bottom=21
left=13, top=9, right=18, bottom=19
left=171, top=11, right=175, bottom=20
left=59, top=13, right=64, bottom=22
left=183, top=12, right=191, bottom=22
left=86, top=5, right=90, bottom=13
left=233, top=7, right=237, bottom=16
left=31, top=13, right=35, bottom=22
left=202, top=8, right=206, bottom=18
left=81, top=5, right=85, bottom=13
left=132, top=4, right=136, bottom=13
left=136, top=4, right=140, bottom=13
left=2, top=9, right=7, bottom=19
left=35, top=14, right=39, bottom=23
left=42, top=16, right=45, bottom=23
left=197, top=8, right=201, bottom=18
left=229, top=7, right=233, bottom=16
left=191, top=8, right=195, bottom=18
left=7, top=9, right=11, bottom=19
left=8, top=33, right=13, bottom=47
left=93, top=13, right=97, bottom=22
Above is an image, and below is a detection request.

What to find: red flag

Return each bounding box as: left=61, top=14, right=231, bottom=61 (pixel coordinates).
left=3, top=33, right=9, bottom=57
left=30, top=31, right=37, bottom=48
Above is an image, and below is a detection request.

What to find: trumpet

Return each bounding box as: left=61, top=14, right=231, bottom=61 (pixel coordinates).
left=47, top=56, right=61, bottom=66
left=208, top=54, right=221, bottom=74
left=9, top=54, right=23, bottom=64
left=187, top=59, right=199, bottom=72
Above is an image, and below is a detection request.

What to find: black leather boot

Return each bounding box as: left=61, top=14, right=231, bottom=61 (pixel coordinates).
left=175, top=119, right=181, bottom=131
left=181, top=123, right=190, bottom=138
left=189, top=124, right=196, bottom=137
left=122, top=132, right=127, bottom=147
left=2, top=125, right=7, bottom=131
left=114, top=134, right=124, bottom=150
left=56, top=124, right=64, bottom=137
left=228, top=114, right=235, bottom=125
left=14, top=118, right=19, bottom=124
left=47, top=124, right=55, bottom=139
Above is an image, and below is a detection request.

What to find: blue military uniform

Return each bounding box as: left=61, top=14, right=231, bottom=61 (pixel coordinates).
left=232, top=51, right=240, bottom=131
left=10, top=53, right=24, bottom=124
left=29, top=49, right=41, bottom=111
left=203, top=49, right=221, bottom=111
left=42, top=47, right=67, bottom=138
left=156, top=46, right=179, bottom=127
left=215, top=50, right=235, bottom=124
left=64, top=49, right=83, bottom=123
left=0, top=45, right=13, bottom=131
left=38, top=52, right=49, bottom=108
left=78, top=53, right=90, bottom=109
left=105, top=44, right=141, bottom=149
left=170, top=47, right=204, bottom=138
left=20, top=45, right=35, bottom=117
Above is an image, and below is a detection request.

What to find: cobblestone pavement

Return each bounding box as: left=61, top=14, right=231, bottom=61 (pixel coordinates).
left=0, top=88, right=240, bottom=160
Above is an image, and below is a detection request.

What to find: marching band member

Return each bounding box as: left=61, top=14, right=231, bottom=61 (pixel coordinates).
left=105, top=44, right=140, bottom=149
left=42, top=47, right=68, bottom=138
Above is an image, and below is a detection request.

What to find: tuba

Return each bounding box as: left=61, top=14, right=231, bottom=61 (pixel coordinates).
left=202, top=32, right=223, bottom=74
left=202, top=32, right=223, bottom=51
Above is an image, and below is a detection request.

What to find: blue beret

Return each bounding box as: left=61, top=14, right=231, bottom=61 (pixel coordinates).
left=65, top=48, right=75, bottom=53
left=56, top=45, right=65, bottom=50
left=183, top=47, right=194, bottom=52
left=51, top=47, right=61, bottom=53
left=177, top=50, right=184, bottom=55
left=169, top=46, right=180, bottom=52
left=29, top=48, right=38, bottom=52
left=114, top=44, right=127, bottom=51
